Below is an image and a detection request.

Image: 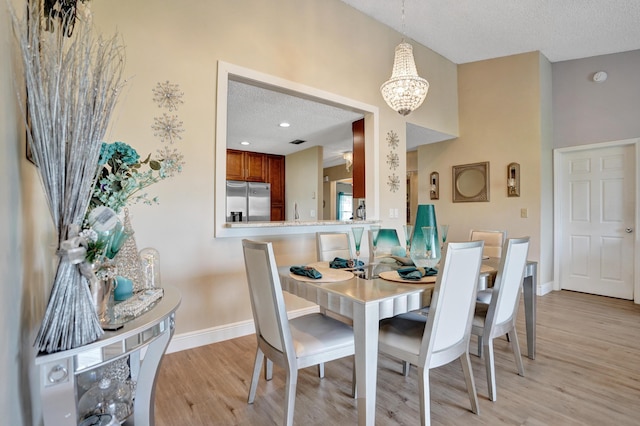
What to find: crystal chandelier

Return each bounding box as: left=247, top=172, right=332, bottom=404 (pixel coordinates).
left=380, top=0, right=429, bottom=116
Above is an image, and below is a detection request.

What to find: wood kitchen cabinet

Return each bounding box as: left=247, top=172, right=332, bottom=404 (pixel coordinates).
left=266, top=154, right=285, bottom=221
left=226, top=149, right=266, bottom=182
left=352, top=118, right=366, bottom=198
left=226, top=149, right=285, bottom=221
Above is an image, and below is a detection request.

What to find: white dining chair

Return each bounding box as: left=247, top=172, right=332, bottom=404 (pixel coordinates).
left=316, top=231, right=353, bottom=262
left=469, top=229, right=507, bottom=259
left=471, top=237, right=530, bottom=402
left=378, top=241, right=484, bottom=425
left=242, top=239, right=355, bottom=426
left=470, top=229, right=507, bottom=302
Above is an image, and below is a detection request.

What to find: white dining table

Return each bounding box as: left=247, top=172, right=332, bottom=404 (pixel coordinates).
left=278, top=259, right=538, bottom=426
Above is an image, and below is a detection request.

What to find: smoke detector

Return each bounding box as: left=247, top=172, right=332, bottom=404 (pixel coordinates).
left=592, top=71, right=608, bottom=83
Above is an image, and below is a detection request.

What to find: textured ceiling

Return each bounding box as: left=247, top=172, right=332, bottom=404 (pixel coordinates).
left=340, top=0, right=640, bottom=64
left=227, top=80, right=363, bottom=168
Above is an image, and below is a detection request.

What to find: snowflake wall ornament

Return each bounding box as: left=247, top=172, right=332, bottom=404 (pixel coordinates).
left=387, top=173, right=400, bottom=193
left=386, top=152, right=399, bottom=170
left=386, top=130, right=399, bottom=150
left=152, top=80, right=184, bottom=111
left=152, top=113, right=184, bottom=144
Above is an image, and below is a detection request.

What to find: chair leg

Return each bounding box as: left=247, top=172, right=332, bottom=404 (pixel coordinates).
left=477, top=335, right=484, bottom=358
left=417, top=366, right=431, bottom=426
left=248, top=348, right=264, bottom=404
left=484, top=339, right=497, bottom=402
left=283, top=368, right=298, bottom=426
left=265, top=357, right=273, bottom=381
left=317, top=362, right=325, bottom=378
left=460, top=352, right=480, bottom=415
left=509, top=328, right=525, bottom=377
left=351, top=356, right=357, bottom=398
left=402, top=361, right=411, bottom=376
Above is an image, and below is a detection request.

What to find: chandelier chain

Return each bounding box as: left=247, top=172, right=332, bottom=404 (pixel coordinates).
left=401, top=0, right=406, bottom=38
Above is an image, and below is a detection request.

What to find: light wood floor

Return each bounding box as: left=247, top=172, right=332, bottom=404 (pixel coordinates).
left=154, top=290, right=640, bottom=425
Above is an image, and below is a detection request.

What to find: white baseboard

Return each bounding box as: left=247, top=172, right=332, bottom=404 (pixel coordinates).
left=538, top=280, right=554, bottom=296
left=168, top=281, right=555, bottom=354
left=167, top=305, right=319, bottom=354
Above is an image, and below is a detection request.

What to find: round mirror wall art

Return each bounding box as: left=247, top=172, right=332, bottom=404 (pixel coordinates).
left=452, top=161, right=490, bottom=202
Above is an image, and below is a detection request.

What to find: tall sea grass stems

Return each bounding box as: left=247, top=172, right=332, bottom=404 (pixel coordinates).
left=11, top=0, right=127, bottom=353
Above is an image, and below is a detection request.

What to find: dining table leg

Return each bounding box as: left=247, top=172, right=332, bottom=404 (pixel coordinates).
left=353, top=302, right=380, bottom=426
left=522, top=263, right=537, bottom=359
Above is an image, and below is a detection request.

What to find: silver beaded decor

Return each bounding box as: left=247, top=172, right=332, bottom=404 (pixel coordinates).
left=113, top=210, right=146, bottom=292
left=152, top=80, right=184, bottom=111
left=387, top=173, right=400, bottom=193
left=151, top=113, right=184, bottom=144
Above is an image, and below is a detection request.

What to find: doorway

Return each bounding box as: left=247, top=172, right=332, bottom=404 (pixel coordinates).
left=554, top=139, right=638, bottom=301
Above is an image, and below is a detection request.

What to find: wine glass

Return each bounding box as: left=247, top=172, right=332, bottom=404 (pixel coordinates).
left=352, top=226, right=364, bottom=266
left=421, top=226, right=440, bottom=268
left=403, top=224, right=414, bottom=257
left=370, top=225, right=381, bottom=261
left=439, top=224, right=449, bottom=250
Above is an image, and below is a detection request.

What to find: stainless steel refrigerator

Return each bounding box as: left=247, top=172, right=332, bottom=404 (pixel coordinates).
left=226, top=181, right=271, bottom=222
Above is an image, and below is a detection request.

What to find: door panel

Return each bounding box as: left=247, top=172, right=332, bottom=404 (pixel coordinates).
left=560, top=144, right=635, bottom=299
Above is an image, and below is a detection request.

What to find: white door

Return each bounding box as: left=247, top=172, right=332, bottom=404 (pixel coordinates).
left=559, top=144, right=635, bottom=299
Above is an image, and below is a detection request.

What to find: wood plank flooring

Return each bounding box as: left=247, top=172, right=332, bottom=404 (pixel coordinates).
left=154, top=290, right=640, bottom=425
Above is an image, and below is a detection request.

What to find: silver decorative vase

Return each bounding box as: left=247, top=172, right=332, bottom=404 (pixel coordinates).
left=90, top=278, right=115, bottom=323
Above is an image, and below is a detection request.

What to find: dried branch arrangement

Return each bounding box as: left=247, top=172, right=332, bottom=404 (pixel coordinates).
left=11, top=0, right=127, bottom=353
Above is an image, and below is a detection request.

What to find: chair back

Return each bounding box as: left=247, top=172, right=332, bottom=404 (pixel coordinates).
left=486, top=237, right=530, bottom=327
left=470, top=229, right=507, bottom=258
left=368, top=228, right=401, bottom=262
left=421, top=241, right=484, bottom=367
left=242, top=239, right=294, bottom=360
left=316, top=232, right=352, bottom=261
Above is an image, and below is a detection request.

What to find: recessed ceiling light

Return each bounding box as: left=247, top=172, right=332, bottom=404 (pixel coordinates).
left=240, top=141, right=250, bottom=145
left=279, top=122, right=290, bottom=128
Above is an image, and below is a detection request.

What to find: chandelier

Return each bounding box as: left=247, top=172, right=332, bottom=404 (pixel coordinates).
left=380, top=0, right=429, bottom=116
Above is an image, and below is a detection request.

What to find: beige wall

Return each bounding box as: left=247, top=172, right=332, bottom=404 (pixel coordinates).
left=552, top=50, right=640, bottom=148
left=1, top=3, right=24, bottom=423
left=84, top=0, right=459, bottom=337
left=285, top=146, right=323, bottom=221
left=417, top=52, right=548, bottom=282
left=2, top=1, right=58, bottom=423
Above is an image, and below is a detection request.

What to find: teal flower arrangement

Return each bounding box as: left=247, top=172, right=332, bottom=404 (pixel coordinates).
left=90, top=141, right=184, bottom=214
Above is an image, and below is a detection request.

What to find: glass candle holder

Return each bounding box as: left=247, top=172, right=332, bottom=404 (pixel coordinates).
left=139, top=247, right=161, bottom=289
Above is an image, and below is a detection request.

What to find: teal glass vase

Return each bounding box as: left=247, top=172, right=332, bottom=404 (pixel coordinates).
left=409, top=204, right=441, bottom=268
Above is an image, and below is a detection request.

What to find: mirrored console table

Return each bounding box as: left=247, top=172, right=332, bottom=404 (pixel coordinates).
left=36, top=286, right=181, bottom=426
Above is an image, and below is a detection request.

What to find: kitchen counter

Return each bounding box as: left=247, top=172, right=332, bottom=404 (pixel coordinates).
left=219, top=219, right=380, bottom=238
left=224, top=219, right=378, bottom=228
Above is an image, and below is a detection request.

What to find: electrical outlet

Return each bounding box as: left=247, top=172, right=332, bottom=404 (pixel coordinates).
left=389, top=208, right=394, bottom=218
left=520, top=208, right=528, bottom=218
left=310, top=209, right=315, bottom=218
